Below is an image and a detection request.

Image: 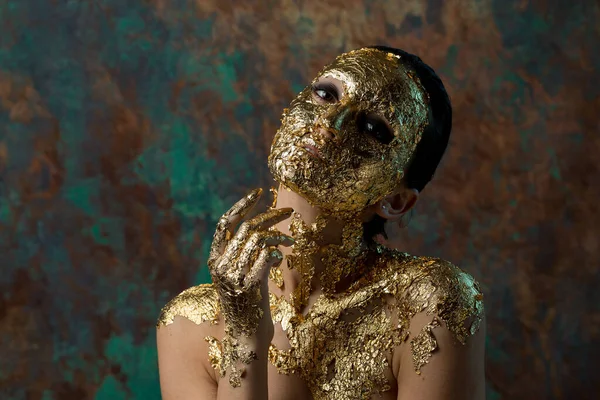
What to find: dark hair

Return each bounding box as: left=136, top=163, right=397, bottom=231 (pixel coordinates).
left=362, top=45, right=453, bottom=242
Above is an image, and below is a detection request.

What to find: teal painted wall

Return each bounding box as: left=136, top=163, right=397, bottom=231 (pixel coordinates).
left=1, top=1, right=598, bottom=399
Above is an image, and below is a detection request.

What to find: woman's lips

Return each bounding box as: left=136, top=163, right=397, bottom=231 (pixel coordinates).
left=300, top=143, right=322, bottom=159
left=294, top=133, right=326, bottom=160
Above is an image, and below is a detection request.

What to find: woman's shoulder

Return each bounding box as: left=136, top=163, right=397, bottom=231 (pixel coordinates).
left=156, top=283, right=221, bottom=328
left=156, top=283, right=222, bottom=390
left=379, top=249, right=485, bottom=343
left=397, top=253, right=481, bottom=293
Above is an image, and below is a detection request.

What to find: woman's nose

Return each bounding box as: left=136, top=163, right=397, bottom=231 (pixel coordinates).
left=313, top=106, right=352, bottom=141
left=314, top=124, right=335, bottom=140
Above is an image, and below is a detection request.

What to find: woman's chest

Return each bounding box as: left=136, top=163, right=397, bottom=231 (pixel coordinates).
left=267, top=293, right=400, bottom=400
left=266, top=361, right=398, bottom=400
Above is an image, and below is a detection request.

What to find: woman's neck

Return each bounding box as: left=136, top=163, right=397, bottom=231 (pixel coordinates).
left=272, top=184, right=371, bottom=310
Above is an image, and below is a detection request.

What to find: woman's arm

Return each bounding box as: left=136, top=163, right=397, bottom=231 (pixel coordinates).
left=392, top=312, right=486, bottom=400
left=157, top=189, right=292, bottom=400
left=157, top=316, right=218, bottom=399
left=214, top=336, right=271, bottom=400
left=157, top=316, right=271, bottom=400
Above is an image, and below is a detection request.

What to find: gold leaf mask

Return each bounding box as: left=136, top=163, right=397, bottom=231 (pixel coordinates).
left=268, top=48, right=430, bottom=216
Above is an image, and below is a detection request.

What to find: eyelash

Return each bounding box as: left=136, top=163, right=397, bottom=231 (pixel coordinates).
left=311, top=83, right=339, bottom=103
left=311, top=83, right=394, bottom=145
left=357, top=112, right=394, bottom=145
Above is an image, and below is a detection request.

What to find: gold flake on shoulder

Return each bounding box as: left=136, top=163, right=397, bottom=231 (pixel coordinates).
left=410, top=317, right=441, bottom=374
left=156, top=284, right=220, bottom=327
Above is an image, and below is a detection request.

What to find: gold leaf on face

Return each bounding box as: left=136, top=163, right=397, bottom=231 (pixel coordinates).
left=268, top=48, right=429, bottom=216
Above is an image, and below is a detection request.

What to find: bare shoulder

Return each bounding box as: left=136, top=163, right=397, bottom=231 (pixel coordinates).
left=380, top=251, right=484, bottom=343
left=156, top=283, right=222, bottom=399
left=377, top=251, right=486, bottom=399
left=157, top=283, right=221, bottom=328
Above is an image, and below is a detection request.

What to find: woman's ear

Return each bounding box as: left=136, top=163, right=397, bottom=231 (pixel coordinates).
left=374, top=188, right=419, bottom=221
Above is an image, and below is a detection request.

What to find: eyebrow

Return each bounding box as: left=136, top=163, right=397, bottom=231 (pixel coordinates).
left=318, top=71, right=353, bottom=97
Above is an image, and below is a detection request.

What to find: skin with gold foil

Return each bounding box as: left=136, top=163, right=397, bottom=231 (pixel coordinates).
left=174, top=188, right=294, bottom=387
left=157, top=48, right=484, bottom=398
left=410, top=317, right=441, bottom=374
left=268, top=48, right=429, bottom=216
left=263, top=215, right=483, bottom=399
left=157, top=284, right=220, bottom=327
left=158, top=233, right=484, bottom=398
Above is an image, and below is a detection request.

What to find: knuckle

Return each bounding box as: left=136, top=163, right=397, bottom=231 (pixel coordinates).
left=238, top=221, right=249, bottom=233
left=217, top=258, right=230, bottom=271
left=244, top=220, right=258, bottom=231
left=257, top=248, right=270, bottom=260
left=250, top=231, right=262, bottom=243
left=217, top=216, right=230, bottom=229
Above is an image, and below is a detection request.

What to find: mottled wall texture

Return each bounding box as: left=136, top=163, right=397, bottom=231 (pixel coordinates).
left=0, top=0, right=598, bottom=399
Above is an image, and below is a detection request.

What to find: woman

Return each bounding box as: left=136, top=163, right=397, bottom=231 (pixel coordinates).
left=156, top=46, right=485, bottom=400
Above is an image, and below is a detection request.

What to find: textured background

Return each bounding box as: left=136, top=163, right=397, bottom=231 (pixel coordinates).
left=0, top=0, right=598, bottom=399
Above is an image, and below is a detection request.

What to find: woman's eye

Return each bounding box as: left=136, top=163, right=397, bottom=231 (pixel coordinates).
left=312, top=83, right=338, bottom=103
left=315, top=89, right=333, bottom=101
left=359, top=114, right=394, bottom=144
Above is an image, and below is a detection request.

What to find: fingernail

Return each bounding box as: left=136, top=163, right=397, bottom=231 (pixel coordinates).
left=248, top=188, right=263, bottom=199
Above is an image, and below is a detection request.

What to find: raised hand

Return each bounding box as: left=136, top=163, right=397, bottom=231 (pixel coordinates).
left=207, top=188, right=294, bottom=387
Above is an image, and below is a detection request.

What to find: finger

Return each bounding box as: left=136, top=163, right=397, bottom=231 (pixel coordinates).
left=214, top=209, right=292, bottom=277
left=214, top=232, right=269, bottom=286
left=238, top=208, right=294, bottom=236
left=215, top=254, right=245, bottom=287
left=261, top=230, right=295, bottom=247
left=214, top=233, right=248, bottom=283
left=243, top=247, right=283, bottom=287
left=225, top=208, right=293, bottom=264
left=233, top=231, right=294, bottom=276
left=208, top=188, right=263, bottom=267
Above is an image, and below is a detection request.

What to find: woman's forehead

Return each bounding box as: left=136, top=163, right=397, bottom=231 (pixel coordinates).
left=315, top=49, right=411, bottom=97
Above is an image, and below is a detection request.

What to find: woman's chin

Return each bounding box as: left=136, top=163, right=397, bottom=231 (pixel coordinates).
left=269, top=155, right=380, bottom=215
left=283, top=183, right=368, bottom=216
